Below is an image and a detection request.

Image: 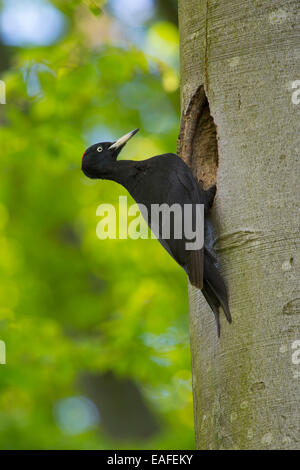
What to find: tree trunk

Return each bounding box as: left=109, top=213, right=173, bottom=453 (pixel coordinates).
left=178, top=0, right=300, bottom=450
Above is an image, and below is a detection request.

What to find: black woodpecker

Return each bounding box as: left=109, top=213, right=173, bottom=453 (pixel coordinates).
left=81, top=129, right=231, bottom=335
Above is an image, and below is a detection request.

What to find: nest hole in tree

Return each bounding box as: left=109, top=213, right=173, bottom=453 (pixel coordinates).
left=177, top=85, right=218, bottom=190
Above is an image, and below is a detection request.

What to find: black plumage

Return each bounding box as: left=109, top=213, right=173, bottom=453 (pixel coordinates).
left=81, top=129, right=231, bottom=335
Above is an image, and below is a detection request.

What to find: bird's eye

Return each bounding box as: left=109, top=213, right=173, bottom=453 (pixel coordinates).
left=97, top=146, right=103, bottom=152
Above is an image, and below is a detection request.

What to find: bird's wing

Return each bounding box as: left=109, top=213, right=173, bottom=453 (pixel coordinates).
left=176, top=166, right=215, bottom=212
left=186, top=246, right=204, bottom=290
left=175, top=167, right=206, bottom=289
left=130, top=155, right=207, bottom=289
left=152, top=164, right=204, bottom=289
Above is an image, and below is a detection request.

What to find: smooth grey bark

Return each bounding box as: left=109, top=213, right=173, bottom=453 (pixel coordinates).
left=178, top=0, right=300, bottom=450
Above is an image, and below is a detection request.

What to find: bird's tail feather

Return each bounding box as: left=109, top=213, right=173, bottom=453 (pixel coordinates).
left=203, top=248, right=232, bottom=332
left=202, top=281, right=221, bottom=337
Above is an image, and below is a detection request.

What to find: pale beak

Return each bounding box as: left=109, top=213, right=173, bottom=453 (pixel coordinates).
left=108, top=128, right=139, bottom=150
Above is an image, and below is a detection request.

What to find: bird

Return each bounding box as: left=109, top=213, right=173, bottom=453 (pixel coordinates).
left=81, top=128, right=232, bottom=335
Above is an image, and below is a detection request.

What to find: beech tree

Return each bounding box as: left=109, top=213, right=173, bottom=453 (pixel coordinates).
left=178, top=0, right=300, bottom=449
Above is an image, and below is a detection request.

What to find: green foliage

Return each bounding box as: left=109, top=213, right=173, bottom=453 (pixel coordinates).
left=0, top=1, right=195, bottom=449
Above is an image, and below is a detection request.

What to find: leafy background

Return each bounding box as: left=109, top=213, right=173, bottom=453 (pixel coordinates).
left=0, top=0, right=195, bottom=449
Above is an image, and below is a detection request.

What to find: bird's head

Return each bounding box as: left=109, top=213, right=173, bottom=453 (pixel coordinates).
left=81, top=128, right=139, bottom=179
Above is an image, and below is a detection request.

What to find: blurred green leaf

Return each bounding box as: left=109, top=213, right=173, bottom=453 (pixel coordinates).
left=0, top=0, right=194, bottom=451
